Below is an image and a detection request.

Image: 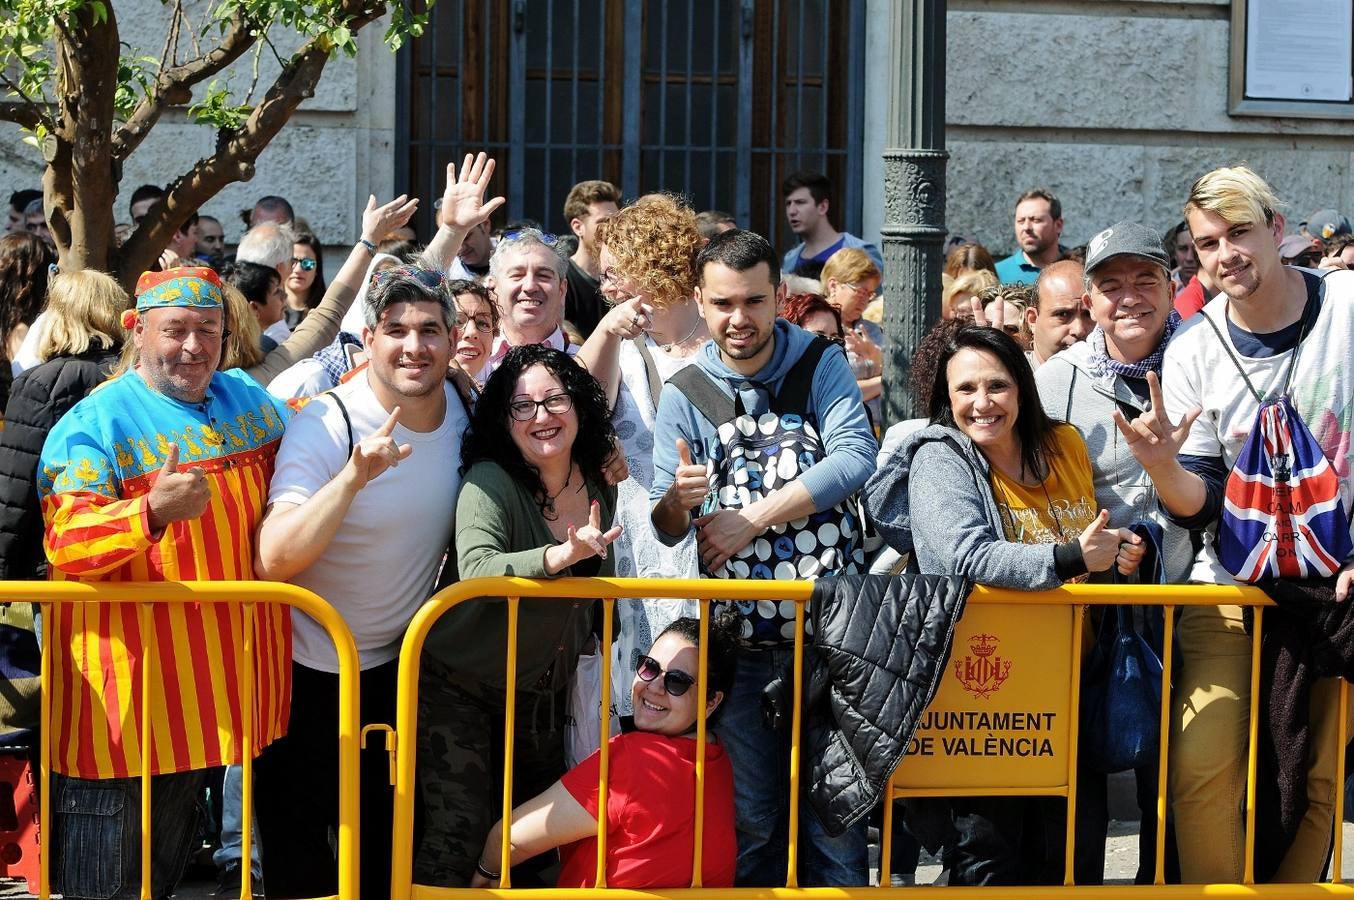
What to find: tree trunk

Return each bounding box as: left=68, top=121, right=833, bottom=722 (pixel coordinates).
left=45, top=6, right=121, bottom=281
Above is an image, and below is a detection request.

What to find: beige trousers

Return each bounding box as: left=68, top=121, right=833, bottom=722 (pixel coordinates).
left=1171, top=603, right=1352, bottom=883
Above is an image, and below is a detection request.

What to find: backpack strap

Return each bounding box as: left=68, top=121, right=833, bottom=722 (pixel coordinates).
left=667, top=365, right=736, bottom=427
left=773, top=336, right=832, bottom=420
left=632, top=336, right=664, bottom=410
left=324, top=390, right=355, bottom=458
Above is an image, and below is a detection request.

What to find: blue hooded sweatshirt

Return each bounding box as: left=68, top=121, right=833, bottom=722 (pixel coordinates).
left=649, top=319, right=877, bottom=540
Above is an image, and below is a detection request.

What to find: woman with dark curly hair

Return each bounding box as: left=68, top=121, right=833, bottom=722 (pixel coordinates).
left=415, top=344, right=624, bottom=888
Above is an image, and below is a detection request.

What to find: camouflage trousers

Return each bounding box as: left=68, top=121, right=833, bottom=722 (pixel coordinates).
left=414, top=654, right=567, bottom=886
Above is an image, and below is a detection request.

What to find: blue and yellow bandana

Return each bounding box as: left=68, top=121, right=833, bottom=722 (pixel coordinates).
left=123, top=266, right=225, bottom=329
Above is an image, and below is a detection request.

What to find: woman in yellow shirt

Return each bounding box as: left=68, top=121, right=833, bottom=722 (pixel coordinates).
left=865, top=322, right=1145, bottom=885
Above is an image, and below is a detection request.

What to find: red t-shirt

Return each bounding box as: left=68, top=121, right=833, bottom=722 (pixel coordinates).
left=557, top=731, right=737, bottom=888
left=1174, top=274, right=1208, bottom=320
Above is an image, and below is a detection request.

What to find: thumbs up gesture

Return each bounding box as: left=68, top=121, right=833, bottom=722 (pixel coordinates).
left=1077, top=509, right=1144, bottom=575
left=147, top=444, right=212, bottom=532
left=670, top=438, right=711, bottom=510
left=346, top=406, right=413, bottom=490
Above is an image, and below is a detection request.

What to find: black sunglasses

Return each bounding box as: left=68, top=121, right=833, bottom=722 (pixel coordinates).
left=635, top=654, right=697, bottom=697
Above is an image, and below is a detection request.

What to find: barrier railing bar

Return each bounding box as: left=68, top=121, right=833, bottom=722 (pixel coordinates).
left=139, top=602, right=155, bottom=900
left=393, top=577, right=1289, bottom=898
left=1154, top=604, right=1176, bottom=886
left=38, top=600, right=51, bottom=900
left=785, top=600, right=806, bottom=889
left=889, top=786, right=1070, bottom=799
left=1062, top=607, right=1084, bottom=886
left=499, top=595, right=520, bottom=889
left=594, top=598, right=615, bottom=889
left=12, top=582, right=358, bottom=900
left=240, top=602, right=256, bottom=900
left=1336, top=677, right=1348, bottom=883
left=690, top=601, right=709, bottom=889
left=879, top=780, right=895, bottom=885
left=1243, top=606, right=1265, bottom=885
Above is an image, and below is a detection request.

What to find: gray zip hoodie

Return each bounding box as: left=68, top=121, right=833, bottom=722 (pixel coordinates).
left=863, top=423, right=1075, bottom=589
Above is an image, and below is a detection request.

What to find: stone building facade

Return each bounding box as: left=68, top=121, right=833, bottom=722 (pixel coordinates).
left=4, top=0, right=1354, bottom=257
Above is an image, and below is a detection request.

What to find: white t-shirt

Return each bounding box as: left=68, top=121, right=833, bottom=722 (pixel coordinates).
left=268, top=374, right=469, bottom=671
left=1162, top=269, right=1354, bottom=583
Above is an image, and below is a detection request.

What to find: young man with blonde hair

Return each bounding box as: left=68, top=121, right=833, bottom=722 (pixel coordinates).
left=1117, top=165, right=1354, bottom=883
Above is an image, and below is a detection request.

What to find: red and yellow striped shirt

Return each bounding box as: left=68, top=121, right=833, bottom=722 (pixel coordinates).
left=38, top=369, right=292, bottom=779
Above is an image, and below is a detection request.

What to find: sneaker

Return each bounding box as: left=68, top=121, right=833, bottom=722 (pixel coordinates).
left=213, top=863, right=264, bottom=897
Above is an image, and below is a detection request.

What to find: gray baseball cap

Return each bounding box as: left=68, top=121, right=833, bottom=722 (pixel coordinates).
left=1084, top=221, right=1170, bottom=274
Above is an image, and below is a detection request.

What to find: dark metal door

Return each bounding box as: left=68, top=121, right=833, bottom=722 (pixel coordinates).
left=397, top=0, right=865, bottom=250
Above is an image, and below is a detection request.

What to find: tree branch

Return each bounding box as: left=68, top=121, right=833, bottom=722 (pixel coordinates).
left=0, top=99, right=46, bottom=129
left=110, top=9, right=256, bottom=163
left=118, top=2, right=386, bottom=279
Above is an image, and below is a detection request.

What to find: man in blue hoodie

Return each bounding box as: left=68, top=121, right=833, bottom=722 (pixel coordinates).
left=650, top=229, right=877, bottom=886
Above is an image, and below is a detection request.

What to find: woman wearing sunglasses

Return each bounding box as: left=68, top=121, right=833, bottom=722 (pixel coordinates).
left=471, top=610, right=740, bottom=889
left=283, top=233, right=327, bottom=328
left=416, top=344, right=625, bottom=886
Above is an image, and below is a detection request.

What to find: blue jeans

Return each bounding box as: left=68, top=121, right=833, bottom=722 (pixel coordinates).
left=712, top=648, right=868, bottom=887
left=52, top=769, right=207, bottom=900
left=211, top=765, right=262, bottom=879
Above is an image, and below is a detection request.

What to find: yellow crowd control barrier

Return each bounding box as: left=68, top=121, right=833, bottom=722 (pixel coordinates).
left=392, top=577, right=1354, bottom=899
left=0, top=581, right=361, bottom=900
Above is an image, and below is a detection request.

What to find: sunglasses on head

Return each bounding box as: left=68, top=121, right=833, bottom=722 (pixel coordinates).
left=502, top=229, right=558, bottom=245
left=375, top=264, right=444, bottom=290
left=635, top=654, right=697, bottom=697
left=291, top=256, right=316, bottom=271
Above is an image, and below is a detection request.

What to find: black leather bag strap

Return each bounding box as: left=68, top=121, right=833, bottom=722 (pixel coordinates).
left=774, top=336, right=831, bottom=420
left=324, top=390, right=355, bottom=458
left=667, top=365, right=736, bottom=427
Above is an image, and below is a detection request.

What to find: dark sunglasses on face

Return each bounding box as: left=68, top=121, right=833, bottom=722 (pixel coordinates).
left=635, top=654, right=697, bottom=697
left=291, top=256, right=317, bottom=271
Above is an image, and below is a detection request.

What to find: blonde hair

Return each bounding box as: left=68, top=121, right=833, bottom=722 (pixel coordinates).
left=820, top=247, right=881, bottom=288
left=39, top=270, right=128, bottom=361
left=1184, top=165, right=1283, bottom=228
left=594, top=194, right=703, bottom=310
left=219, top=282, right=263, bottom=371
left=942, top=268, right=998, bottom=315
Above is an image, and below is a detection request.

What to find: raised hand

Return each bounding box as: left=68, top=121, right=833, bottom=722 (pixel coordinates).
left=669, top=438, right=711, bottom=510
left=1111, top=371, right=1202, bottom=472
left=440, top=152, right=507, bottom=232
left=843, top=326, right=882, bottom=370
left=969, top=295, right=1007, bottom=333
left=561, top=500, right=624, bottom=565
left=601, top=440, right=630, bottom=486
left=361, top=194, right=421, bottom=245
left=346, top=407, right=412, bottom=490
left=600, top=296, right=654, bottom=340
left=147, top=444, right=211, bottom=531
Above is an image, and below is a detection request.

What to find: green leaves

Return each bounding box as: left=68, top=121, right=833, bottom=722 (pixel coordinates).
left=186, top=78, right=251, bottom=129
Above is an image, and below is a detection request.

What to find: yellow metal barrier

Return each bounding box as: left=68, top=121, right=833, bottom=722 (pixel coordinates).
left=0, top=580, right=361, bottom=900
left=391, top=577, right=1354, bottom=899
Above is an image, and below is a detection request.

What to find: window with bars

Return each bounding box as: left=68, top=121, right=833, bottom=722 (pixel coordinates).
left=396, top=0, right=865, bottom=252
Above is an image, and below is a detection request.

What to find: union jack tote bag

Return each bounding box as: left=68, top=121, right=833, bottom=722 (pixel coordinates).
left=1220, top=395, right=1352, bottom=581
left=1204, top=296, right=1353, bottom=582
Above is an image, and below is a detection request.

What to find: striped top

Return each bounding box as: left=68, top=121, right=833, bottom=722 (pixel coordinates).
left=38, top=369, right=292, bottom=779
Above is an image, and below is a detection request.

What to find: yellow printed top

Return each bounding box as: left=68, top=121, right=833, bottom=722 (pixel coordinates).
left=989, top=424, right=1097, bottom=583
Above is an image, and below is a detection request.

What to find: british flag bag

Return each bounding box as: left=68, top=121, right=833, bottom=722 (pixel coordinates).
left=1205, top=307, right=1353, bottom=582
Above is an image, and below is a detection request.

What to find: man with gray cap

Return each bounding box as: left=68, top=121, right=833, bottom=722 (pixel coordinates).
left=1035, top=220, right=1192, bottom=883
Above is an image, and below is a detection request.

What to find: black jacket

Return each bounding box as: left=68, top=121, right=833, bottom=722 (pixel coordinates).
left=804, top=573, right=971, bottom=835
left=0, top=347, right=120, bottom=580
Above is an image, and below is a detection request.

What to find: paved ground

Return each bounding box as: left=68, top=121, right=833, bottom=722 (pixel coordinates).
left=4, top=821, right=1353, bottom=894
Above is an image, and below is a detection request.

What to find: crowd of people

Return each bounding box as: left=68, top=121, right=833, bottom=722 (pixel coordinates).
left=2, top=155, right=1354, bottom=896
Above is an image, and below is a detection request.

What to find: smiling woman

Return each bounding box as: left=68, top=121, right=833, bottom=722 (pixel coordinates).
left=414, top=344, right=624, bottom=887
left=864, top=322, right=1146, bottom=887
left=471, top=611, right=742, bottom=890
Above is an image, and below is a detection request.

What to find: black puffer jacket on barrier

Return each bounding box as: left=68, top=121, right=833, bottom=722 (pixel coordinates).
left=804, top=573, right=972, bottom=836
left=0, top=347, right=120, bottom=580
